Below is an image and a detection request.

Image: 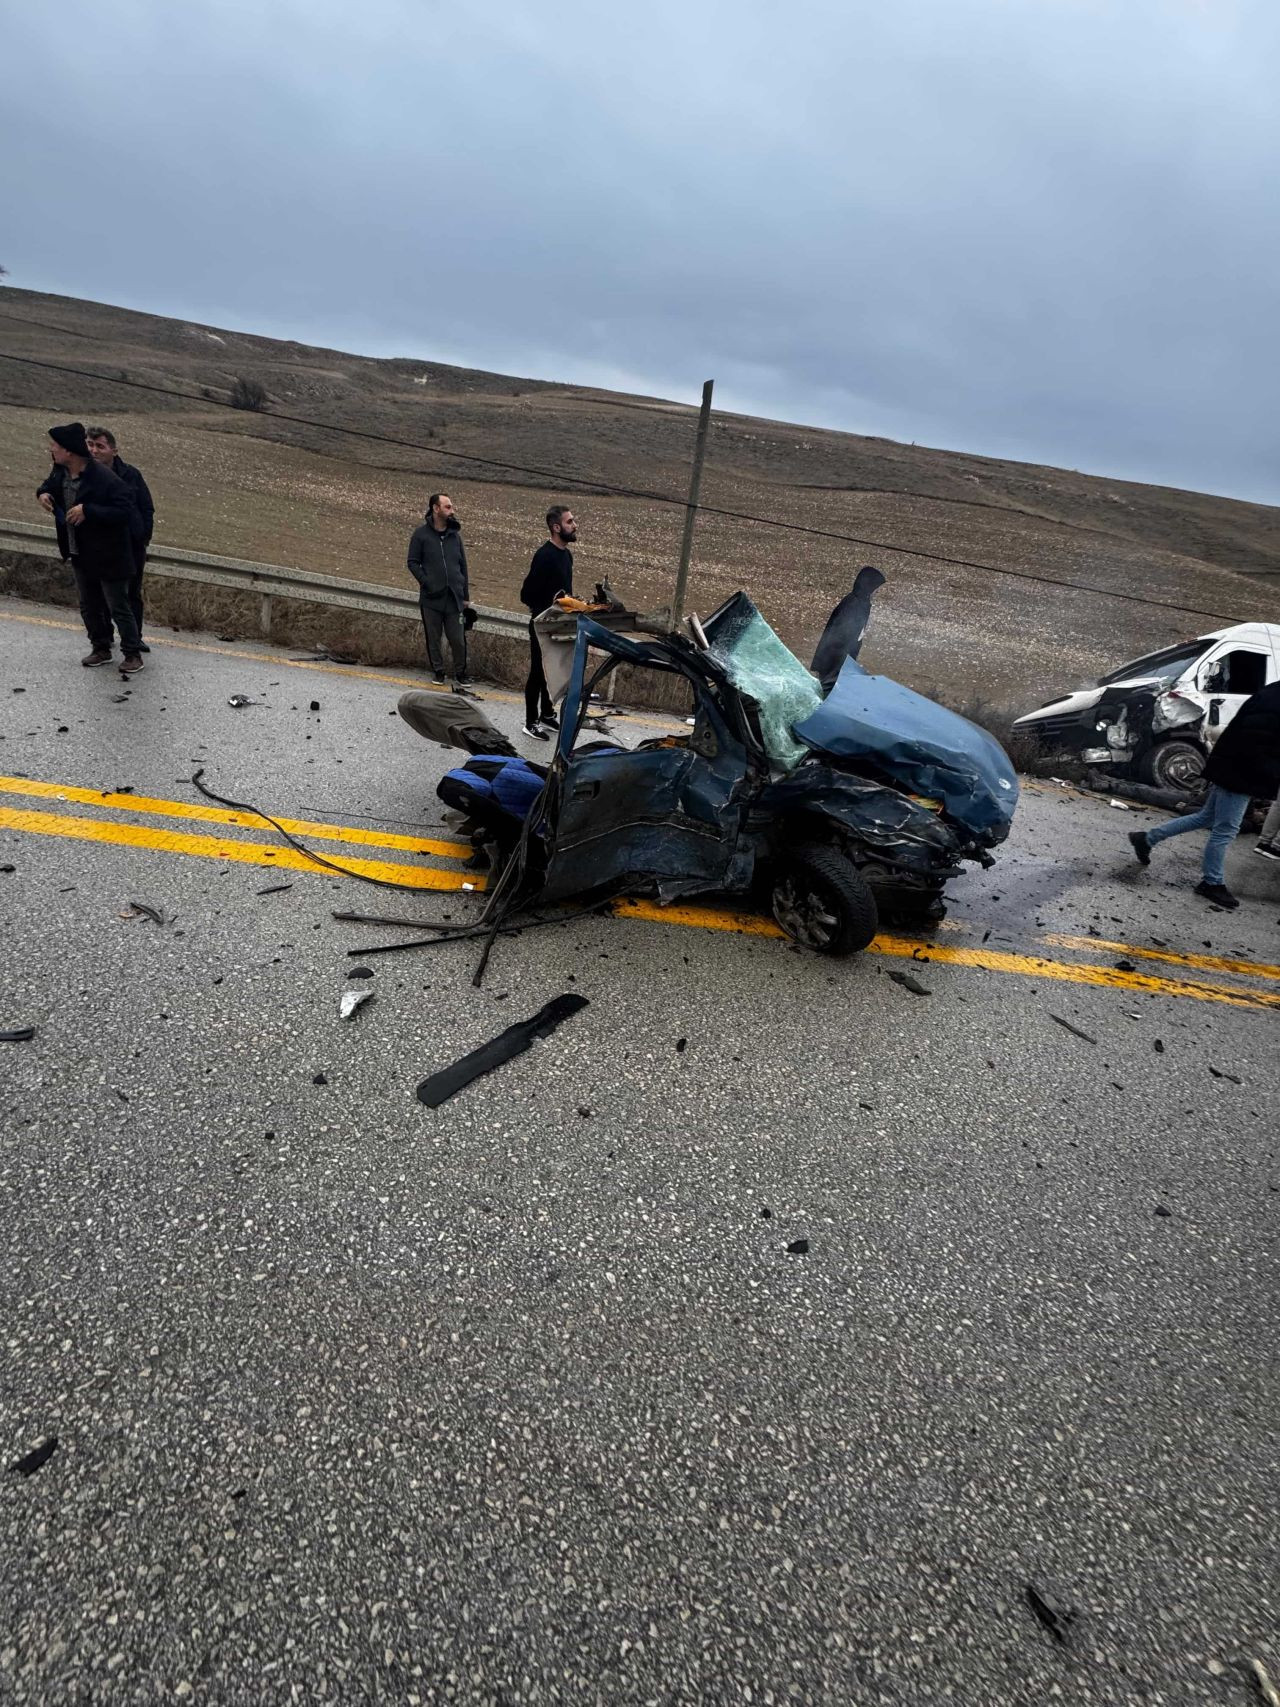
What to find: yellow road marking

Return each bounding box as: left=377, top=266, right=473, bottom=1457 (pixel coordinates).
left=0, top=805, right=486, bottom=891
left=1043, top=931, right=1280, bottom=986
left=613, top=898, right=1279, bottom=1010
left=0, top=605, right=680, bottom=732
left=0, top=773, right=471, bottom=861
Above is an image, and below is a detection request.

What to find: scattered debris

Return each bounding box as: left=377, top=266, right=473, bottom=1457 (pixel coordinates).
left=1024, top=1583, right=1073, bottom=1644
left=312, top=1072, right=328, bottom=1085
left=887, top=969, right=931, bottom=996
left=786, top=1238, right=810, bottom=1255
left=122, top=901, right=165, bottom=925
left=1113, top=959, right=1137, bottom=972
left=347, top=966, right=375, bottom=980
left=227, top=694, right=255, bottom=709
left=416, top=992, right=589, bottom=1107
left=10, top=1436, right=58, bottom=1477
left=1049, top=1013, right=1097, bottom=1044
left=216, top=634, right=238, bottom=642
left=1252, top=1658, right=1280, bottom=1707
left=0, top=864, right=15, bottom=874
left=1107, top=798, right=1132, bottom=810
left=309, top=700, right=320, bottom=712
left=1154, top=1205, right=1173, bottom=1217
left=1153, top=1038, right=1165, bottom=1054
left=255, top=882, right=294, bottom=896
left=339, top=989, right=374, bottom=1021
left=1209, top=1066, right=1243, bottom=1085
left=0, top=1027, right=36, bottom=1043
left=760, top=1207, right=772, bottom=1219
left=676, top=1037, right=688, bottom=1053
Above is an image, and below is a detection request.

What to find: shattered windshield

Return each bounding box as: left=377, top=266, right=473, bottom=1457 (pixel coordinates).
left=701, top=593, right=822, bottom=770
left=1097, top=639, right=1208, bottom=688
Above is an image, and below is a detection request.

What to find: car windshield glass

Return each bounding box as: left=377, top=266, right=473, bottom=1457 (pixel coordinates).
left=701, top=594, right=821, bottom=770
left=1097, top=639, right=1208, bottom=687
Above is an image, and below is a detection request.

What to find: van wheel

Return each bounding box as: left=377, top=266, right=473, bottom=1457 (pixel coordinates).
left=770, top=845, right=879, bottom=956
left=1140, top=740, right=1206, bottom=792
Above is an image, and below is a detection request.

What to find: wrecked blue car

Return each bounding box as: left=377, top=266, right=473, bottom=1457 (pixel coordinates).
left=400, top=573, right=1018, bottom=957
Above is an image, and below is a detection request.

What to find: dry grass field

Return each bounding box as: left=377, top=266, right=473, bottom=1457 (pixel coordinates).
left=1, top=288, right=1276, bottom=715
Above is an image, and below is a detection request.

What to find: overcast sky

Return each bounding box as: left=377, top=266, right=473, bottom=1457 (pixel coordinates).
left=2, top=0, right=1277, bottom=503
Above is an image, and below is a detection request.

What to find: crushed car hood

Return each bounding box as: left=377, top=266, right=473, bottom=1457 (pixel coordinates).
left=793, top=657, right=1019, bottom=842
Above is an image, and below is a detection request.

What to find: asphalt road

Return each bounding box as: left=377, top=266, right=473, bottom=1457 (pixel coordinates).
left=1, top=596, right=1277, bottom=1706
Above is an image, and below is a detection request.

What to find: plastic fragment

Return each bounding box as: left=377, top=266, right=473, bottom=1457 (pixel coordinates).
left=1025, top=1584, right=1073, bottom=1644
left=227, top=693, right=253, bottom=708
left=1049, top=1013, right=1097, bottom=1044
left=10, top=1436, right=58, bottom=1476
left=339, top=989, right=373, bottom=1021
left=887, top=969, right=931, bottom=996
left=416, top=993, right=589, bottom=1108
left=0, top=1027, right=36, bottom=1043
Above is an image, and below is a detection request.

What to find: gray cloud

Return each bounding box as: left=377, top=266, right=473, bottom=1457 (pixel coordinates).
left=2, top=0, right=1277, bottom=501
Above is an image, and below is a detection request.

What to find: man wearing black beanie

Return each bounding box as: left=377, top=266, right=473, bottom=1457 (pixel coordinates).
left=37, top=423, right=145, bottom=672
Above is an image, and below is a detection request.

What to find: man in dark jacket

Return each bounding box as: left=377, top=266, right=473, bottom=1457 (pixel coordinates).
left=1128, top=680, right=1280, bottom=908
left=519, top=504, right=577, bottom=738
left=88, top=426, right=154, bottom=653
left=407, top=493, right=472, bottom=685
left=36, top=422, right=145, bottom=673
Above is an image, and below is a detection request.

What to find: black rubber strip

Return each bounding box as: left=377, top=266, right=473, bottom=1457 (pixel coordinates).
left=416, top=993, right=589, bottom=1107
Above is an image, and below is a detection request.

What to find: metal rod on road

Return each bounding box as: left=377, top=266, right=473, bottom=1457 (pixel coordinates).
left=671, top=379, right=714, bottom=629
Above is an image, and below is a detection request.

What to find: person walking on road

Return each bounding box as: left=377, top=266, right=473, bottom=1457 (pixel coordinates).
left=36, top=422, right=145, bottom=674
left=1128, top=680, right=1280, bottom=908
left=407, top=493, right=472, bottom=686
left=87, top=426, right=155, bottom=654
left=520, top=504, right=577, bottom=740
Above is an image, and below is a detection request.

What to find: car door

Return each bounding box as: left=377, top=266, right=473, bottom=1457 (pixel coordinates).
left=539, top=691, right=755, bottom=904
left=1188, top=641, right=1272, bottom=741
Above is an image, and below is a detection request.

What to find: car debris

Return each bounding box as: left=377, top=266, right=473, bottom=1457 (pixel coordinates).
left=1014, top=621, right=1280, bottom=794
left=886, top=969, right=930, bottom=996
left=415, top=992, right=589, bottom=1107
left=786, top=1237, right=810, bottom=1255
left=121, top=901, right=165, bottom=925
left=227, top=693, right=255, bottom=708
left=0, top=1027, right=36, bottom=1043
left=1252, top=1658, right=1280, bottom=1707
left=347, top=966, right=375, bottom=980
left=9, top=1436, right=58, bottom=1477
left=256, top=882, right=294, bottom=896
left=1024, top=1583, right=1074, bottom=1645
left=396, top=572, right=1018, bottom=979
left=339, top=989, right=374, bottom=1021
left=1049, top=1014, right=1097, bottom=1044
left=1209, top=1066, right=1243, bottom=1085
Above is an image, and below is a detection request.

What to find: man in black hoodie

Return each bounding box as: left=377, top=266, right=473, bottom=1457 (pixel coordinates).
left=407, top=493, right=472, bottom=685
left=36, top=422, right=144, bottom=673
left=1128, top=680, right=1280, bottom=908
left=87, top=426, right=155, bottom=653
left=519, top=504, right=577, bottom=738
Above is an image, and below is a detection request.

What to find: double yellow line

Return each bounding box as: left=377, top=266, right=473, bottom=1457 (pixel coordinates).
left=1, top=770, right=1277, bottom=1011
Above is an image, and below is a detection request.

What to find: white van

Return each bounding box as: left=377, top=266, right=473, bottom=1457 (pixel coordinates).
left=1013, top=621, right=1280, bottom=791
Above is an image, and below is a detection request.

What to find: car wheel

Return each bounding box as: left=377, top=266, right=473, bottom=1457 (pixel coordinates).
left=770, top=845, right=879, bottom=956
left=1140, top=739, right=1206, bottom=792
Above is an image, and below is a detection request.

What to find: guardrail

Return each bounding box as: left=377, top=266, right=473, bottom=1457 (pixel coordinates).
left=0, top=517, right=528, bottom=642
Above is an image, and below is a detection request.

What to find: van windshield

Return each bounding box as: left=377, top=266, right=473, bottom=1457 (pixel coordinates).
left=1097, top=639, right=1209, bottom=688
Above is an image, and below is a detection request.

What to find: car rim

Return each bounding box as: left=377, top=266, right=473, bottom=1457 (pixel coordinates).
left=1159, top=747, right=1204, bottom=788
left=772, top=875, right=839, bottom=949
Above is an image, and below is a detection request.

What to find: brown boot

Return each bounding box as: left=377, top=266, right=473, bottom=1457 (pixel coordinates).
left=120, top=653, right=146, bottom=676
left=82, top=647, right=113, bottom=667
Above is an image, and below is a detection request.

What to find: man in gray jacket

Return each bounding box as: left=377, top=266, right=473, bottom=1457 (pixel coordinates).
left=407, top=493, right=472, bottom=685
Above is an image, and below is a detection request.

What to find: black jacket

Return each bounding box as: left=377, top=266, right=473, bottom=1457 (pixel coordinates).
left=111, top=456, right=155, bottom=551
left=36, top=460, right=136, bottom=579
left=1204, top=681, right=1280, bottom=799
left=407, top=517, right=469, bottom=610
left=520, top=541, right=573, bottom=614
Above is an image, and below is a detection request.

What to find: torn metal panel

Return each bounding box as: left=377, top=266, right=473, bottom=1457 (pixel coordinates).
left=415, top=992, right=589, bottom=1106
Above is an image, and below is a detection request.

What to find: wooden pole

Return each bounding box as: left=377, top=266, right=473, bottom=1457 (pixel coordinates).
left=671, top=379, right=714, bottom=629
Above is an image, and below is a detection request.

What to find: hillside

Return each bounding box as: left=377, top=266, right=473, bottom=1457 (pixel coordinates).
left=1, top=287, right=1276, bottom=710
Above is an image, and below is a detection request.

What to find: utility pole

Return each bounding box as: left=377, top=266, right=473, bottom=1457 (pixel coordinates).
left=671, top=379, right=714, bottom=629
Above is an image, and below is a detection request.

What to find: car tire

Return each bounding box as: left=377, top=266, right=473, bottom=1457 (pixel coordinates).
left=770, top=844, right=879, bottom=956
left=1140, top=739, right=1206, bottom=793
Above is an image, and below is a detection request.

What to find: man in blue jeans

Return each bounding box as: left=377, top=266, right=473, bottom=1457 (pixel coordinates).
left=1128, top=679, right=1280, bottom=909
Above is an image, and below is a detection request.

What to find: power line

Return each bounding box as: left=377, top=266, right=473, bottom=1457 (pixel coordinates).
left=0, top=338, right=1263, bottom=626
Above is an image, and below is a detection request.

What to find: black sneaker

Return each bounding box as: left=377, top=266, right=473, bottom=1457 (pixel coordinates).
left=455, top=673, right=473, bottom=687
left=1128, top=830, right=1151, bottom=866
left=432, top=671, right=447, bottom=685
left=540, top=710, right=559, bottom=729
left=82, top=647, right=113, bottom=667
left=1255, top=840, right=1280, bottom=862
left=522, top=723, right=550, bottom=741
left=138, top=642, right=151, bottom=654
left=1194, top=880, right=1239, bottom=910
left=120, top=653, right=145, bottom=677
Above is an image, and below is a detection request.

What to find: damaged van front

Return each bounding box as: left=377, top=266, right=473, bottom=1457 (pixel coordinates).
left=1013, top=622, right=1280, bottom=792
